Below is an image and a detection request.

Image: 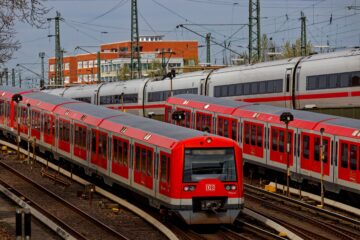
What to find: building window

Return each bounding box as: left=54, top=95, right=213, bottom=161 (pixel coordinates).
left=64, top=63, right=70, bottom=70
left=78, top=62, right=82, bottom=69
left=49, top=64, right=55, bottom=72
left=89, top=61, right=93, bottom=68
left=83, top=61, right=88, bottom=69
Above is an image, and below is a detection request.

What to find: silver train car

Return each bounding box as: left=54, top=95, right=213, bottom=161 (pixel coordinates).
left=45, top=48, right=360, bottom=118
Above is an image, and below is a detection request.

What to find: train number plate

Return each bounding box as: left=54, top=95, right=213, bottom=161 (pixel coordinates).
left=205, top=184, right=215, bottom=191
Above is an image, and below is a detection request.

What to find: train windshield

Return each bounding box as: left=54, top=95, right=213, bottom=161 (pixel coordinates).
left=183, top=148, right=237, bottom=182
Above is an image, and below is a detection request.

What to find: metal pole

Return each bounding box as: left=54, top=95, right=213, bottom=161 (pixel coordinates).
left=320, top=128, right=325, bottom=208
left=285, top=122, right=290, bottom=197
left=19, top=71, right=22, bottom=88
left=12, top=69, right=15, bottom=87
left=39, top=52, right=45, bottom=88
left=5, top=68, right=8, bottom=85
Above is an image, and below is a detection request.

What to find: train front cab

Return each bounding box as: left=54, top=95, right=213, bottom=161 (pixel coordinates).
left=172, top=137, right=244, bottom=225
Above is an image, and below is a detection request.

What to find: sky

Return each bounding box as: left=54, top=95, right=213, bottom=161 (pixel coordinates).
left=5, top=0, right=360, bottom=85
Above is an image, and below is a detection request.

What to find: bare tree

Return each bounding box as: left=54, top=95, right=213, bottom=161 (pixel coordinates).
left=0, top=0, right=49, bottom=65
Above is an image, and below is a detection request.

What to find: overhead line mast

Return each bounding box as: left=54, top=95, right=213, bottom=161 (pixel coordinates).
left=131, top=0, right=141, bottom=79
left=248, top=0, right=261, bottom=64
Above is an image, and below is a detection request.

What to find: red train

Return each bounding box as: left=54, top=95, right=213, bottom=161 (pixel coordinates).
left=0, top=87, right=243, bottom=224
left=165, top=94, right=360, bottom=195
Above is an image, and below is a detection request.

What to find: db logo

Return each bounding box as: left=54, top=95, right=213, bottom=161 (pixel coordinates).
left=205, top=184, right=215, bottom=191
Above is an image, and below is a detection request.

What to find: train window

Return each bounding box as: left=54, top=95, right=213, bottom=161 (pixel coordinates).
left=272, top=129, right=278, bottom=151
left=257, top=126, right=262, bottom=147
left=351, top=72, right=360, bottom=87
left=350, top=145, right=357, bottom=170
left=214, top=86, right=221, bottom=97
left=279, top=130, right=284, bottom=152
left=228, top=84, right=235, bottom=96
left=123, top=142, right=128, bottom=166
left=98, top=132, right=107, bottom=159
left=165, top=106, right=172, bottom=123
left=147, top=150, right=153, bottom=176
left=235, top=84, right=243, bottom=95
left=232, top=121, right=237, bottom=141
left=218, top=118, right=223, bottom=136
left=141, top=148, right=147, bottom=173
left=59, top=119, right=70, bottom=142
left=31, top=110, right=41, bottom=130
left=251, top=82, right=258, bottom=94
left=268, top=80, right=274, bottom=93
left=251, top=125, right=256, bottom=145
left=340, top=73, right=350, bottom=88
left=302, top=135, right=310, bottom=159
left=135, top=146, right=141, bottom=171
left=259, top=81, right=266, bottom=93
left=318, top=75, right=327, bottom=89
left=75, top=125, right=87, bottom=148
left=244, top=83, right=250, bottom=95
left=113, top=138, right=119, bottom=163
left=223, top=119, right=229, bottom=138
left=314, top=137, right=320, bottom=161
left=221, top=86, right=228, bottom=97
left=306, top=76, right=317, bottom=90
left=341, top=143, right=348, bottom=168
left=91, top=131, right=96, bottom=154
left=286, top=74, right=290, bottom=92
left=160, top=155, right=167, bottom=182
left=274, top=80, right=283, bottom=92
left=245, top=123, right=250, bottom=144
left=328, top=74, right=338, bottom=88
left=0, top=100, right=4, bottom=117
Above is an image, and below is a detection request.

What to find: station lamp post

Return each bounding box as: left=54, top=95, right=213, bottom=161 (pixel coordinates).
left=280, top=112, right=294, bottom=197
left=319, top=127, right=325, bottom=208
left=12, top=94, right=23, bottom=160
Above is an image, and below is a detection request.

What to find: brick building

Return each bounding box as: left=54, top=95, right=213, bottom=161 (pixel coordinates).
left=48, top=36, right=198, bottom=86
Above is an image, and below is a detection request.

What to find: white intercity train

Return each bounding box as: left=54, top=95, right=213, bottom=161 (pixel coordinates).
left=45, top=48, right=360, bottom=118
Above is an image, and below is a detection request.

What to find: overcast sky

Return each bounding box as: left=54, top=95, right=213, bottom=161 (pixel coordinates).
left=5, top=0, right=360, bottom=83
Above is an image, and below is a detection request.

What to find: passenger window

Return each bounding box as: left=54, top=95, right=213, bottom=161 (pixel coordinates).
left=245, top=124, right=250, bottom=144
left=218, top=118, right=223, bottom=136
left=341, top=143, right=348, bottom=168
left=214, top=86, right=221, bottom=97
left=318, top=75, right=327, bottom=89
left=141, top=148, right=147, bottom=173
left=260, top=81, right=266, bottom=93
left=351, top=72, right=360, bottom=87
left=328, top=74, right=338, bottom=88
left=135, top=146, right=141, bottom=171
left=236, top=84, right=243, bottom=95
left=340, top=73, right=350, bottom=87
left=279, top=130, right=284, bottom=152
left=286, top=74, right=290, bottom=92
left=244, top=83, right=250, bottom=95
left=257, top=126, right=262, bottom=147
left=251, top=82, right=258, bottom=94
left=123, top=142, right=128, bottom=166
left=314, top=137, right=320, bottom=161
left=303, top=135, right=310, bottom=159
left=323, top=139, right=329, bottom=163
left=231, top=121, right=237, bottom=141
left=91, top=131, right=96, bottom=154
left=350, top=145, right=357, bottom=170
left=147, top=150, right=153, bottom=176
left=228, top=84, right=235, bottom=96
left=251, top=125, right=256, bottom=145
left=161, top=155, right=167, bottom=182
left=272, top=129, right=278, bottom=151
left=221, top=86, right=228, bottom=97
left=224, top=119, right=229, bottom=138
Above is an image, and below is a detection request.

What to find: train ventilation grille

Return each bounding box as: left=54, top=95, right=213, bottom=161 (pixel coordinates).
left=120, top=127, right=127, bottom=133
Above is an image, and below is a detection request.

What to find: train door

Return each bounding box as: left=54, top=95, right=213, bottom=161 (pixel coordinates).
left=217, top=116, right=237, bottom=141
left=58, top=118, right=71, bottom=153
left=338, top=140, right=360, bottom=184
left=90, top=129, right=108, bottom=170
left=43, top=114, right=55, bottom=146
left=269, top=126, right=294, bottom=170
left=159, top=151, right=171, bottom=196
left=284, top=69, right=292, bottom=108
left=112, top=136, right=130, bottom=179
left=73, top=123, right=87, bottom=161
left=164, top=105, right=172, bottom=123
left=243, top=121, right=265, bottom=161
left=300, top=132, right=330, bottom=177
left=195, top=111, right=212, bottom=133
left=30, top=109, right=41, bottom=140
left=294, top=66, right=301, bottom=109
left=133, top=143, right=154, bottom=190
left=20, top=106, right=28, bottom=135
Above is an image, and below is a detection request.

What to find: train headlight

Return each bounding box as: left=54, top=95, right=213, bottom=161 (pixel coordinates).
left=225, top=184, right=237, bottom=191
left=183, top=185, right=196, bottom=192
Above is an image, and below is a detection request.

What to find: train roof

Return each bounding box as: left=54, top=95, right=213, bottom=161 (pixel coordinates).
left=168, top=94, right=360, bottom=138
left=1, top=87, right=214, bottom=147
left=300, top=48, right=360, bottom=62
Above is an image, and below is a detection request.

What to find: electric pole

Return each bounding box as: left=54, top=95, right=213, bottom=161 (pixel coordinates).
left=206, top=33, right=211, bottom=66
left=131, top=0, right=141, bottom=79
left=248, top=0, right=261, bottom=64
left=300, top=11, right=307, bottom=56
left=39, top=52, right=45, bottom=88
left=48, top=11, right=63, bottom=87
left=18, top=71, right=22, bottom=88
left=12, top=69, right=15, bottom=87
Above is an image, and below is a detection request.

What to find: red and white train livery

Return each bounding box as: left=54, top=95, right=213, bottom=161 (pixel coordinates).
left=0, top=87, right=243, bottom=224
left=165, top=94, right=360, bottom=195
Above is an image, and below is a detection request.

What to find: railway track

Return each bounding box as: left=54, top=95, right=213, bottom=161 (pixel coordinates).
left=0, top=160, right=130, bottom=240
left=245, top=183, right=360, bottom=240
